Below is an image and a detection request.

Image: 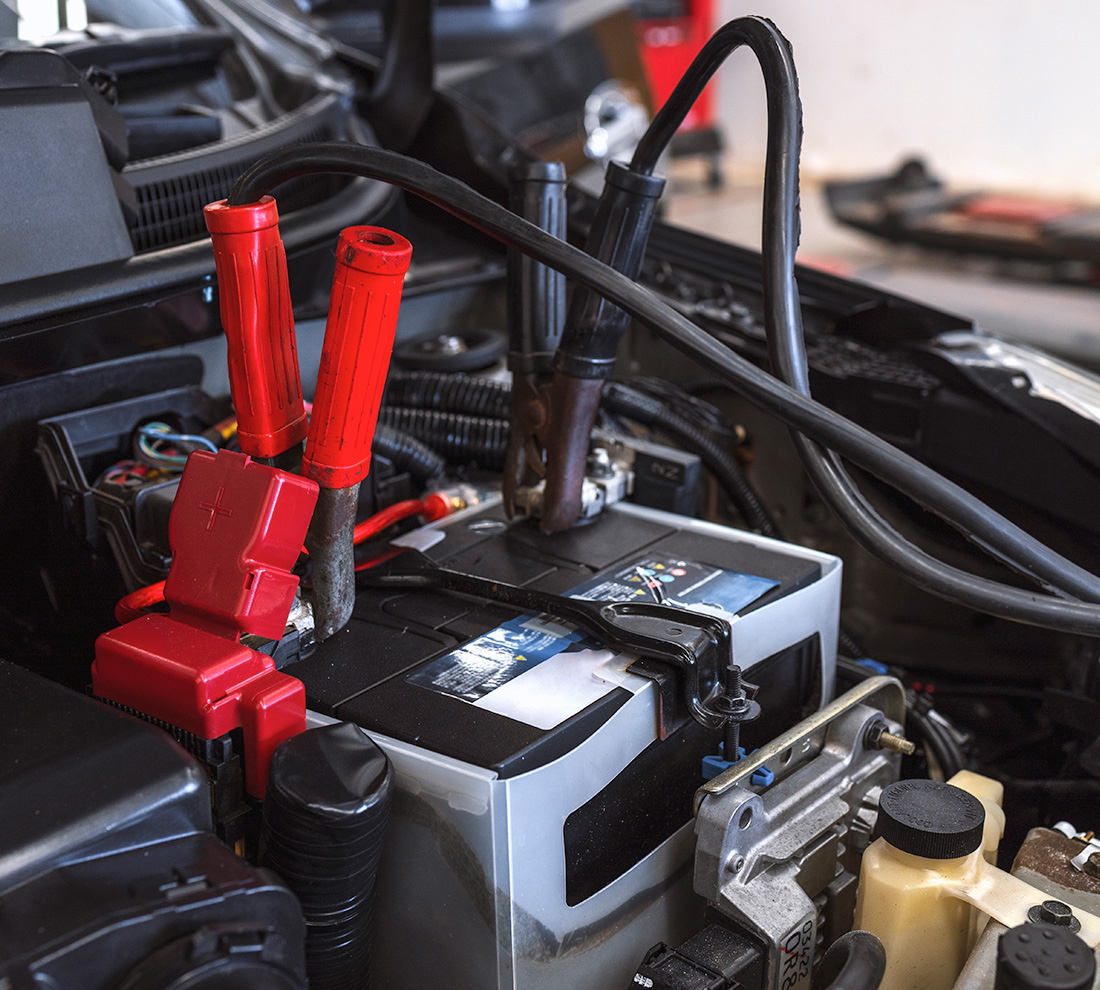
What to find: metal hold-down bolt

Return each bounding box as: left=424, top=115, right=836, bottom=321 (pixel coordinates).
left=865, top=720, right=917, bottom=757
left=1028, top=899, right=1081, bottom=933
left=709, top=664, right=761, bottom=764
left=1083, top=852, right=1100, bottom=880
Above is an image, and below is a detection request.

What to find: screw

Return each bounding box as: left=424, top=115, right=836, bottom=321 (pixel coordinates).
left=723, top=665, right=745, bottom=764
left=419, top=334, right=467, bottom=356
left=878, top=731, right=916, bottom=756
left=1083, top=852, right=1100, bottom=880
left=1028, top=900, right=1081, bottom=933
left=865, top=721, right=916, bottom=756
left=708, top=664, right=760, bottom=766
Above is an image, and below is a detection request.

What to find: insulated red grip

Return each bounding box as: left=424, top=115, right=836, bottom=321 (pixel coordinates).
left=303, top=226, right=413, bottom=489
left=203, top=197, right=308, bottom=459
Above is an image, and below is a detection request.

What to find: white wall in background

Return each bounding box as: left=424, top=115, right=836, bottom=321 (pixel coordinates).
left=715, top=0, right=1100, bottom=197
left=16, top=0, right=87, bottom=39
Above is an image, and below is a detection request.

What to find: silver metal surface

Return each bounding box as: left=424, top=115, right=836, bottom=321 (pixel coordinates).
left=697, top=675, right=906, bottom=810
left=514, top=458, right=634, bottom=521
left=1055, top=822, right=1100, bottom=874
left=694, top=677, right=906, bottom=990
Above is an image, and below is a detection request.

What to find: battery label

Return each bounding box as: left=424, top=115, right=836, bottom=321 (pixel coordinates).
left=567, top=554, right=778, bottom=614
left=406, top=553, right=779, bottom=709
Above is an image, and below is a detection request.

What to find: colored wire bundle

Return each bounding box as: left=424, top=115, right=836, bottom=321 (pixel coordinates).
left=133, top=421, right=219, bottom=469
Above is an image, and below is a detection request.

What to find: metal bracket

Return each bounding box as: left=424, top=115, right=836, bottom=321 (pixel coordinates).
left=692, top=676, right=907, bottom=990
left=696, top=675, right=906, bottom=812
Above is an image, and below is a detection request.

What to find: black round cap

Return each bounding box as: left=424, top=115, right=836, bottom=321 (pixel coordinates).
left=995, top=923, right=1096, bottom=990
left=877, top=780, right=985, bottom=859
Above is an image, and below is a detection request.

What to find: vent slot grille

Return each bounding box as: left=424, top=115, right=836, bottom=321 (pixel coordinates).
left=129, top=123, right=350, bottom=253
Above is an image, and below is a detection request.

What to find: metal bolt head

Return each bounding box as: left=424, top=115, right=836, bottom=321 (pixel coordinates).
left=586, top=447, right=613, bottom=478
left=1028, top=900, right=1081, bottom=933
left=1084, top=852, right=1100, bottom=880
left=419, top=334, right=467, bottom=356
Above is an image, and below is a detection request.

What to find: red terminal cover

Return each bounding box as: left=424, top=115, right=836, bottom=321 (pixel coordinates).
left=204, top=197, right=308, bottom=459
left=93, top=450, right=319, bottom=797
left=302, top=226, right=413, bottom=489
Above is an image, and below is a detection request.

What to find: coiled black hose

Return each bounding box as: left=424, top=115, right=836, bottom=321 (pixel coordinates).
left=385, top=370, right=511, bottom=419
left=378, top=371, right=779, bottom=536
left=378, top=408, right=510, bottom=471
left=601, top=380, right=780, bottom=537
left=372, top=423, right=446, bottom=483
left=260, top=723, right=394, bottom=990
left=813, top=931, right=887, bottom=990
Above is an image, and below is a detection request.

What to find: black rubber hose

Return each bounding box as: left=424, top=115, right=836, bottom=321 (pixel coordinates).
left=384, top=370, right=511, bottom=419
left=908, top=694, right=966, bottom=778
left=378, top=407, right=510, bottom=471
left=601, top=380, right=779, bottom=537
left=814, top=931, right=887, bottom=990
left=687, top=14, right=1100, bottom=631
left=372, top=423, right=446, bottom=483
left=632, top=18, right=795, bottom=178
left=630, top=12, right=1100, bottom=631
left=226, top=144, right=1100, bottom=632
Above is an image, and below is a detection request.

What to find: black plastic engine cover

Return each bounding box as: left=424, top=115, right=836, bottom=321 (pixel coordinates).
left=0, top=660, right=307, bottom=990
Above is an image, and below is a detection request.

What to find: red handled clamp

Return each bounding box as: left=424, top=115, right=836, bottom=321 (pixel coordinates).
left=203, top=197, right=308, bottom=464
left=205, top=200, right=412, bottom=640
left=303, top=227, right=413, bottom=489
left=302, top=226, right=413, bottom=640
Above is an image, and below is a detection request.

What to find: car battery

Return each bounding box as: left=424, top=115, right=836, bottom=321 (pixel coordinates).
left=288, top=498, right=841, bottom=990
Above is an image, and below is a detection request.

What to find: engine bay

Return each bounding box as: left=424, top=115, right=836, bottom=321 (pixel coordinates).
left=1, top=4, right=1099, bottom=990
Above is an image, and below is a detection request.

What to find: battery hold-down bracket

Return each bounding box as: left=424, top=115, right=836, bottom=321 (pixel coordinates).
left=362, top=548, right=744, bottom=731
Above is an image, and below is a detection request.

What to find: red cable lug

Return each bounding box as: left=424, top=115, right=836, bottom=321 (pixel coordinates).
left=203, top=197, right=308, bottom=460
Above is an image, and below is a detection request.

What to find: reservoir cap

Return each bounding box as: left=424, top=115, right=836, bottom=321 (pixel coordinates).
left=995, top=923, right=1096, bottom=990
left=877, top=779, right=985, bottom=859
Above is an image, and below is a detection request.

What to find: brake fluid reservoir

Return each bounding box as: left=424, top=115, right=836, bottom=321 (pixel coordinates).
left=948, top=769, right=1005, bottom=864
left=854, top=780, right=1100, bottom=990
left=854, top=780, right=987, bottom=990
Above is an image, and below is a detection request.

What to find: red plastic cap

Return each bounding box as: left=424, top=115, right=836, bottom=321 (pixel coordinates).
left=93, top=449, right=318, bottom=797
left=303, top=226, right=413, bottom=489
left=203, top=196, right=280, bottom=234
left=204, top=197, right=308, bottom=459
left=336, top=226, right=414, bottom=275
left=166, top=449, right=318, bottom=639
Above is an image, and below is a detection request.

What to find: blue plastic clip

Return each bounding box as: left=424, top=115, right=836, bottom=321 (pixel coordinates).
left=701, top=743, right=774, bottom=787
